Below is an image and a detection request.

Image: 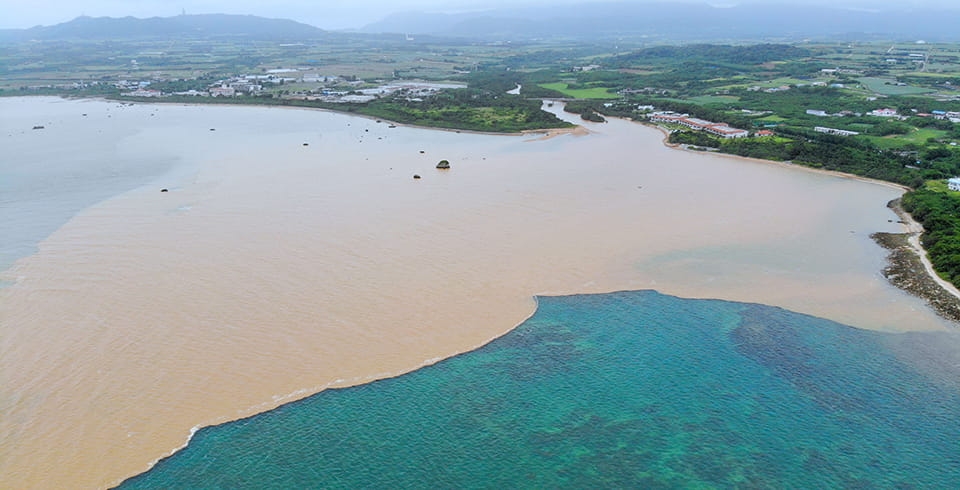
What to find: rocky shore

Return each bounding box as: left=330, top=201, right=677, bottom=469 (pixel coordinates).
left=873, top=200, right=960, bottom=324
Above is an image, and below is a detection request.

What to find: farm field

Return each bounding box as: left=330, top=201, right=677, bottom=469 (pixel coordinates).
left=863, top=128, right=952, bottom=149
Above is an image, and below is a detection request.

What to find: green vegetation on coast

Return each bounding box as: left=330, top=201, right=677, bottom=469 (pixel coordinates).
left=116, top=90, right=572, bottom=133
left=666, top=128, right=924, bottom=186
left=350, top=89, right=571, bottom=132
left=902, top=183, right=960, bottom=285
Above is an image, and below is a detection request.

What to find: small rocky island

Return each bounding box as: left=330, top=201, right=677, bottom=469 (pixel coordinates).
left=436, top=160, right=450, bottom=169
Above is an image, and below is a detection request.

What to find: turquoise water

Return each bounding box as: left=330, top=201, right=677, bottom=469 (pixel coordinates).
left=120, top=290, right=960, bottom=488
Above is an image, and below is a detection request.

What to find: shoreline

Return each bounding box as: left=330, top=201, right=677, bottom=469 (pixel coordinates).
left=31, top=93, right=943, bottom=194
left=644, top=120, right=912, bottom=193
left=90, top=95, right=575, bottom=138
left=638, top=118, right=960, bottom=320
left=871, top=200, right=960, bottom=323
left=872, top=230, right=960, bottom=323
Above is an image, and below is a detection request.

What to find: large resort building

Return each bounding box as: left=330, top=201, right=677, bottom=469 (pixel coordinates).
left=706, top=125, right=751, bottom=139
left=649, top=112, right=750, bottom=139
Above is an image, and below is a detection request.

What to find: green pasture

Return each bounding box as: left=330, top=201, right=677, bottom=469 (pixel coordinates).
left=862, top=128, right=949, bottom=148
left=685, top=95, right=741, bottom=104
left=859, top=77, right=935, bottom=96
left=538, top=83, right=619, bottom=99
left=925, top=180, right=951, bottom=193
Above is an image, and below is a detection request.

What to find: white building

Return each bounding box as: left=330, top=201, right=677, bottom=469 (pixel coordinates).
left=706, top=125, right=749, bottom=139
left=675, top=117, right=716, bottom=130
left=948, top=178, right=960, bottom=192
left=302, top=74, right=340, bottom=83
left=228, top=81, right=262, bottom=94
left=209, top=86, right=236, bottom=97
left=815, top=126, right=860, bottom=137
left=868, top=108, right=899, bottom=118
left=124, top=89, right=162, bottom=97
left=648, top=113, right=688, bottom=124
left=338, top=95, right=377, bottom=103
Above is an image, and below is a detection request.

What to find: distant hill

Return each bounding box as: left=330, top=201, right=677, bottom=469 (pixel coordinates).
left=361, top=2, right=960, bottom=41
left=610, top=44, right=812, bottom=66
left=0, top=14, right=326, bottom=42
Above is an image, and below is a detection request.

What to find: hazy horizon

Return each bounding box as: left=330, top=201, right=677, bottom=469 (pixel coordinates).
left=2, top=0, right=959, bottom=30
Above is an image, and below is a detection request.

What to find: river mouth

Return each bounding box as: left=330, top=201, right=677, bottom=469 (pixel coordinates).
left=0, top=97, right=949, bottom=489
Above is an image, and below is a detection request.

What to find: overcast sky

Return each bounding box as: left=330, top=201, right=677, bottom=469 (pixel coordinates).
left=2, top=0, right=958, bottom=30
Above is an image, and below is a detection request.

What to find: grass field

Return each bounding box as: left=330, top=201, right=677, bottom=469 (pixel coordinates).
left=538, top=83, right=619, bottom=99
left=905, top=72, right=960, bottom=79
left=685, top=95, right=740, bottom=104
left=757, top=77, right=810, bottom=87
left=862, top=128, right=950, bottom=148
left=924, top=180, right=951, bottom=193
left=859, top=77, right=935, bottom=96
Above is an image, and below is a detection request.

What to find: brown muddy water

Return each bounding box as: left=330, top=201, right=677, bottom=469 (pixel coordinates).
left=0, top=97, right=948, bottom=488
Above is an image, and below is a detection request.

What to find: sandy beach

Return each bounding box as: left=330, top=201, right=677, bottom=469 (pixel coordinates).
left=0, top=98, right=951, bottom=489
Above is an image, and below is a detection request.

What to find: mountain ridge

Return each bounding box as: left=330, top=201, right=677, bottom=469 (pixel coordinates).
left=361, top=2, right=960, bottom=41
left=0, top=14, right=326, bottom=42
left=3, top=5, right=959, bottom=43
